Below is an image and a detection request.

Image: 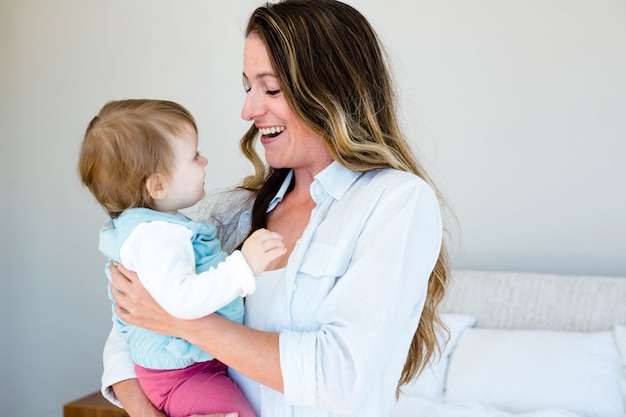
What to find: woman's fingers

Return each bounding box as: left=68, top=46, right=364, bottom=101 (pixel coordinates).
left=109, top=261, right=128, bottom=293
left=109, top=261, right=136, bottom=288
left=109, top=263, right=129, bottom=308
left=115, top=261, right=134, bottom=278
left=110, top=265, right=179, bottom=336
left=113, top=302, right=130, bottom=322
left=109, top=262, right=147, bottom=324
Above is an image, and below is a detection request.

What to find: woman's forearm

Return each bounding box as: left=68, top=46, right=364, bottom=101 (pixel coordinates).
left=110, top=262, right=284, bottom=392
left=182, top=313, right=284, bottom=393
left=112, top=378, right=165, bottom=417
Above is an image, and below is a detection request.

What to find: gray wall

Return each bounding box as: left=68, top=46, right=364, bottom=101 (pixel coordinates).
left=2, top=1, right=624, bottom=416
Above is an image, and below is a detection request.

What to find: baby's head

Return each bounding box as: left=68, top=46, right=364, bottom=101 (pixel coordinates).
left=79, top=99, right=198, bottom=218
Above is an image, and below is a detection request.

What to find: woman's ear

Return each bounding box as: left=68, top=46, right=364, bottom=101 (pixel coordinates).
left=145, top=173, right=167, bottom=200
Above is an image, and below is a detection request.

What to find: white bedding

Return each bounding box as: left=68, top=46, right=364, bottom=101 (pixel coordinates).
left=391, top=397, right=582, bottom=417
left=389, top=324, right=626, bottom=417
left=388, top=271, right=626, bottom=417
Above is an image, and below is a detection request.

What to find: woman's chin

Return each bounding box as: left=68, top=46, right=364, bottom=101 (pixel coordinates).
left=263, top=152, right=287, bottom=169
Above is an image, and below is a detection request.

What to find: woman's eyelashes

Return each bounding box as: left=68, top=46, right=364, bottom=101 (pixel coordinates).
left=242, top=74, right=251, bottom=93
left=242, top=83, right=280, bottom=96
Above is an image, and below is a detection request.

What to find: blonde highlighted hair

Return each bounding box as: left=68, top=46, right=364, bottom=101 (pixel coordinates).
left=241, top=0, right=450, bottom=395
left=78, top=99, right=197, bottom=218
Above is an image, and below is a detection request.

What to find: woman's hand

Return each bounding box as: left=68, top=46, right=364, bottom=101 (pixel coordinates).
left=109, top=262, right=184, bottom=337
left=110, top=263, right=283, bottom=393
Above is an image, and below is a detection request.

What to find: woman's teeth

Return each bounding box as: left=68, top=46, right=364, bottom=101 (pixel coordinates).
left=258, top=126, right=286, bottom=137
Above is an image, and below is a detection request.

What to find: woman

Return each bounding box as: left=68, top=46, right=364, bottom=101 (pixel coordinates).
left=104, top=1, right=449, bottom=416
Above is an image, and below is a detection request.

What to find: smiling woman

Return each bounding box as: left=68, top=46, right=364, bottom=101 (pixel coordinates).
left=240, top=34, right=333, bottom=177
left=5, top=0, right=625, bottom=416
left=101, top=2, right=450, bottom=417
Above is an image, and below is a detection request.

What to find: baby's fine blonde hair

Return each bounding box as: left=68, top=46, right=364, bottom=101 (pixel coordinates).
left=78, top=99, right=197, bottom=218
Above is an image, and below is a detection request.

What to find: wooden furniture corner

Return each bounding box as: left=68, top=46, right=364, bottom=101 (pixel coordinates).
left=64, top=391, right=129, bottom=417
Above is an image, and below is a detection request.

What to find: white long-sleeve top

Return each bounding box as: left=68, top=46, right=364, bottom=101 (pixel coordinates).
left=101, top=210, right=257, bottom=370
left=102, top=162, right=443, bottom=417
left=120, top=219, right=255, bottom=320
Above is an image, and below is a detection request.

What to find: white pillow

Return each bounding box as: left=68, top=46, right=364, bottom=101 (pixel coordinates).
left=399, top=313, right=476, bottom=400
left=443, top=328, right=624, bottom=417
left=614, top=325, right=626, bottom=406
left=615, top=325, right=626, bottom=364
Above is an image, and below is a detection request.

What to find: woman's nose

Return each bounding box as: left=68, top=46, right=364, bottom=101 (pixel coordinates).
left=199, top=155, right=208, bottom=166
left=241, top=90, right=263, bottom=121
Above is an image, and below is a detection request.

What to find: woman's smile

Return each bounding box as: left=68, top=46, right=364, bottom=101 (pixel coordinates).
left=259, top=126, right=286, bottom=144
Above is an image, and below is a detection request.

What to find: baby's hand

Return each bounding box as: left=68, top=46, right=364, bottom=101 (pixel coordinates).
left=240, top=228, right=287, bottom=275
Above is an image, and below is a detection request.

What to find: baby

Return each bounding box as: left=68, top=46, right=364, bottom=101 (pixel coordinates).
left=79, top=99, right=285, bottom=417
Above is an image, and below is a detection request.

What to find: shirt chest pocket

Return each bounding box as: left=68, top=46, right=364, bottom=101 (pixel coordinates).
left=300, top=240, right=354, bottom=278
left=290, top=240, right=355, bottom=326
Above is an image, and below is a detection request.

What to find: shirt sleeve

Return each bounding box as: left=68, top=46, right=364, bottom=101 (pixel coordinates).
left=101, top=325, right=135, bottom=407
left=120, top=221, right=255, bottom=320
left=279, top=176, right=443, bottom=413
left=200, top=188, right=254, bottom=253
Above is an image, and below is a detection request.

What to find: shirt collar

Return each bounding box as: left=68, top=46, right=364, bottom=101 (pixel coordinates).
left=267, top=170, right=293, bottom=212
left=313, top=161, right=361, bottom=201
left=267, top=161, right=362, bottom=212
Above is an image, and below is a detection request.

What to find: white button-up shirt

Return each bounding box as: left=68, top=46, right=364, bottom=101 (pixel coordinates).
left=102, top=161, right=443, bottom=417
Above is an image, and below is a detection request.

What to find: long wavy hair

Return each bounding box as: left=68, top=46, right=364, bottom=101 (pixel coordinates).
left=240, top=0, right=450, bottom=395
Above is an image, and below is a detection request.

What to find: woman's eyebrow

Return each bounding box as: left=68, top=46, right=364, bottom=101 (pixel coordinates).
left=242, top=72, right=277, bottom=81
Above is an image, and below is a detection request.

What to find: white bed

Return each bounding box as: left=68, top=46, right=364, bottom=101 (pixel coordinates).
left=390, top=270, right=626, bottom=417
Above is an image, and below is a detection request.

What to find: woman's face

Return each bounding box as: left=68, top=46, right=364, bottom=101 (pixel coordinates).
left=241, top=34, right=333, bottom=176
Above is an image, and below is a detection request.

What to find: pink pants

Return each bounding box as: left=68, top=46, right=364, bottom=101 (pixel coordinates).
left=135, top=360, right=256, bottom=417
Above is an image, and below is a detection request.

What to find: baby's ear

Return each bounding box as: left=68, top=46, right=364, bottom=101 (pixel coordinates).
left=145, top=173, right=167, bottom=200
